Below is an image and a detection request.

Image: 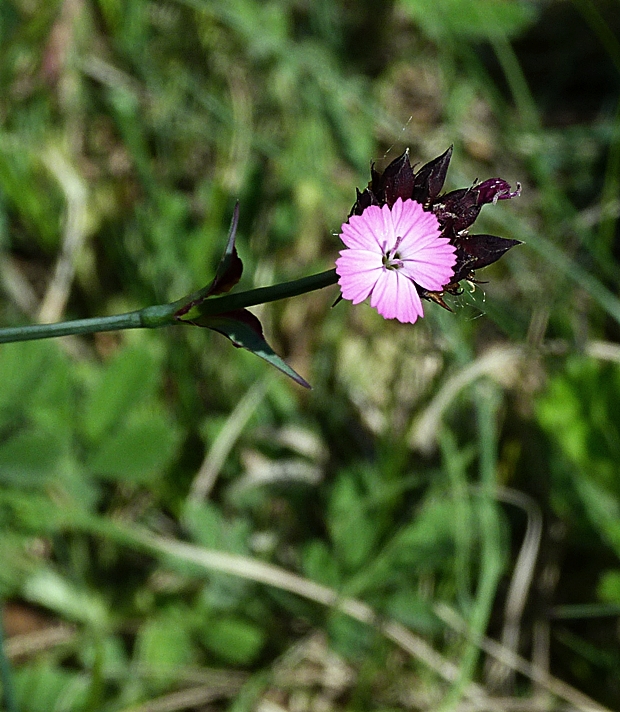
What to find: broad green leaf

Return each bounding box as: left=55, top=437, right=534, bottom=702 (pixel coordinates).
left=88, top=409, right=180, bottom=484
left=0, top=533, right=38, bottom=596
left=302, top=540, right=340, bottom=588
left=199, top=616, right=265, bottom=665
left=0, top=429, right=63, bottom=486
left=0, top=341, right=55, bottom=418
left=184, top=502, right=253, bottom=609
left=23, top=568, right=109, bottom=628
left=327, top=612, right=374, bottom=660
left=572, top=477, right=620, bottom=557
left=183, top=500, right=224, bottom=549
left=385, top=589, right=441, bottom=634
left=0, top=136, right=62, bottom=248
left=82, top=345, right=160, bottom=443
left=327, top=474, right=376, bottom=571
left=135, top=609, right=195, bottom=689
left=15, top=662, right=89, bottom=712
left=390, top=497, right=466, bottom=569
left=399, top=0, right=537, bottom=40
left=598, top=570, right=620, bottom=604
left=0, top=490, right=68, bottom=534
left=28, top=347, right=73, bottom=435
left=183, top=500, right=254, bottom=556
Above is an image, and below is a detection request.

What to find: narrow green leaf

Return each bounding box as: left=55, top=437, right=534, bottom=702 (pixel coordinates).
left=200, top=310, right=311, bottom=388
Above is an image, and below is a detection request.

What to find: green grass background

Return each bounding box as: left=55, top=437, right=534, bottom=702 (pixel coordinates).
left=1, top=0, right=620, bottom=710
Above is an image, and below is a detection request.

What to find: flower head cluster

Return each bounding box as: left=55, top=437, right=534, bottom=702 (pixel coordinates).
left=336, top=147, right=521, bottom=322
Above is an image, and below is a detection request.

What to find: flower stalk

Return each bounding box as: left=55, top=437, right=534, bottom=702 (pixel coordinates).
left=0, top=269, right=339, bottom=345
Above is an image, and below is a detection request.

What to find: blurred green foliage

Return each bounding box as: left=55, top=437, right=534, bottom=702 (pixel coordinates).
left=2, top=0, right=620, bottom=710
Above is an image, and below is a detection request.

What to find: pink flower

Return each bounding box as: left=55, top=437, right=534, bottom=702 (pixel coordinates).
left=336, top=198, right=457, bottom=324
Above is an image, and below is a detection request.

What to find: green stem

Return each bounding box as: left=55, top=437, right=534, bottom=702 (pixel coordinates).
left=179, top=269, right=338, bottom=317
left=0, top=270, right=338, bottom=345
left=0, top=310, right=145, bottom=344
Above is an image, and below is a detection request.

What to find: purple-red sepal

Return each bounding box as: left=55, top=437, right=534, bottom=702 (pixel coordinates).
left=349, top=148, right=522, bottom=309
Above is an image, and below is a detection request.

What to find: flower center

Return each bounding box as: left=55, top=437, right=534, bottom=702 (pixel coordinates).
left=383, top=235, right=405, bottom=270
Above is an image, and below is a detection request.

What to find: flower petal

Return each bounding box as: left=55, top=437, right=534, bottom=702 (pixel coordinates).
left=369, top=269, right=398, bottom=318
left=336, top=250, right=382, bottom=304
left=345, top=148, right=520, bottom=311
left=394, top=273, right=425, bottom=323
left=391, top=199, right=456, bottom=291
left=369, top=270, right=424, bottom=323
left=400, top=240, right=457, bottom=291
left=392, top=198, right=442, bottom=247
left=340, top=211, right=380, bottom=250
left=337, top=197, right=457, bottom=320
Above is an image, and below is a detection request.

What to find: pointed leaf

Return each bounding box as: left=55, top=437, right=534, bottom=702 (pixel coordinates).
left=175, top=202, right=242, bottom=319
left=191, top=309, right=311, bottom=388
left=432, top=179, right=520, bottom=233
left=208, top=201, right=243, bottom=296
left=450, top=245, right=478, bottom=283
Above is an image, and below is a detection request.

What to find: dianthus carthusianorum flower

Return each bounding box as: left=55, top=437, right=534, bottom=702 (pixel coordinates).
left=336, top=198, right=456, bottom=323
left=337, top=147, right=521, bottom=321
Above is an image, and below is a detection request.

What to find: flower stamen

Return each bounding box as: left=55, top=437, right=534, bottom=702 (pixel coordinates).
left=383, top=242, right=404, bottom=270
